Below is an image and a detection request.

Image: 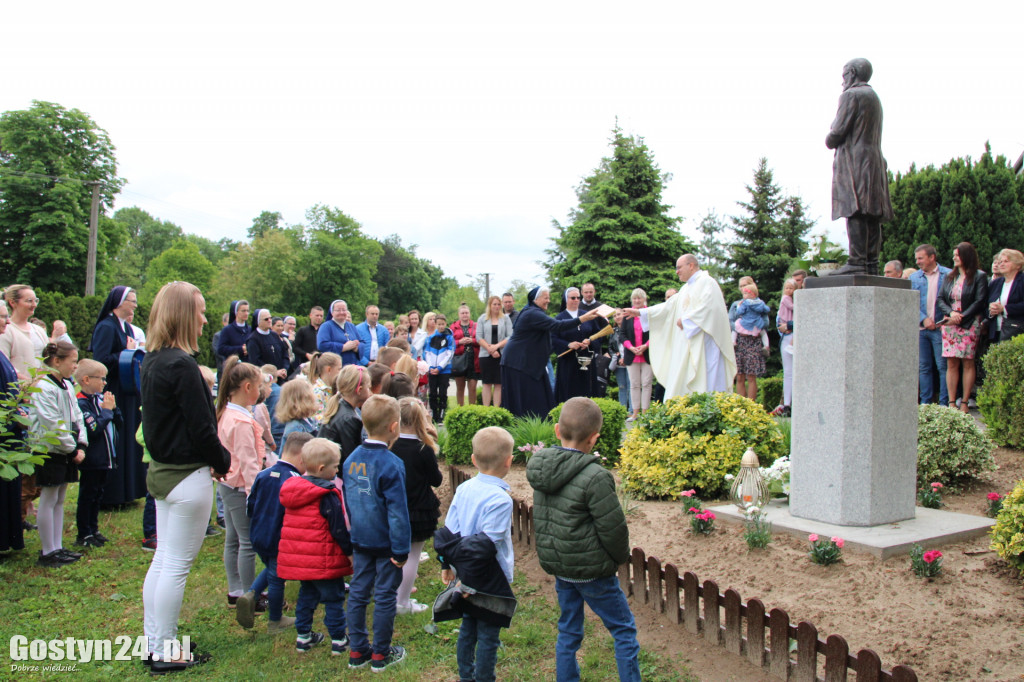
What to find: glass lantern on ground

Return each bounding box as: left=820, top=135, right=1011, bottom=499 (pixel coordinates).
left=730, top=447, right=770, bottom=511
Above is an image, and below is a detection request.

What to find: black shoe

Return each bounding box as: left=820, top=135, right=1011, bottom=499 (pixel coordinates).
left=205, top=524, right=221, bottom=536
left=371, top=645, right=406, bottom=672
left=22, top=520, right=36, bottom=531
left=149, top=652, right=210, bottom=675
left=37, top=551, right=66, bottom=567
left=295, top=631, right=325, bottom=652
left=56, top=548, right=83, bottom=560
left=75, top=535, right=104, bottom=548
left=216, top=516, right=226, bottom=528
left=94, top=532, right=110, bottom=544
left=255, top=593, right=268, bottom=612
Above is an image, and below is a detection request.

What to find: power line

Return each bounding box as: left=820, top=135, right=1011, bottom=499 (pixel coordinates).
left=0, top=167, right=91, bottom=184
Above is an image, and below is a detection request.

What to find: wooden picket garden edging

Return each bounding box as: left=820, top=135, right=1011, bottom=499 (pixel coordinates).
left=447, top=465, right=919, bottom=682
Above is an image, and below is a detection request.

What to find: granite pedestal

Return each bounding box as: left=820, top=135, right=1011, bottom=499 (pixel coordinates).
left=789, top=277, right=919, bottom=526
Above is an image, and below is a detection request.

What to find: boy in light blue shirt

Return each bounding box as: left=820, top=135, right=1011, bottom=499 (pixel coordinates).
left=441, top=426, right=514, bottom=682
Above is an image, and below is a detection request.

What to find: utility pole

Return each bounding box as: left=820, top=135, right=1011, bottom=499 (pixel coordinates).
left=483, top=273, right=491, bottom=301
left=85, top=181, right=101, bottom=296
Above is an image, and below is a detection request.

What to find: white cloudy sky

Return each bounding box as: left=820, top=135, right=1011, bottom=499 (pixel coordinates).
left=3, top=2, right=1022, bottom=296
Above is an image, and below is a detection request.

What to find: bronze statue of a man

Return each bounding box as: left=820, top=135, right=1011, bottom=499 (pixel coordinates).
left=825, top=58, right=894, bottom=275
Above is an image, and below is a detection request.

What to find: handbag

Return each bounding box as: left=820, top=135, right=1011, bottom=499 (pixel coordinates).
left=452, top=350, right=473, bottom=374
left=1000, top=317, right=1024, bottom=342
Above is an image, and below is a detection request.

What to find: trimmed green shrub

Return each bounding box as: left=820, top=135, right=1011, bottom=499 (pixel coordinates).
left=618, top=392, right=785, bottom=499
left=756, top=373, right=784, bottom=411
left=917, top=404, right=996, bottom=490
left=442, top=405, right=515, bottom=465
left=978, top=334, right=1024, bottom=448
left=990, top=478, right=1024, bottom=574
left=548, top=397, right=628, bottom=466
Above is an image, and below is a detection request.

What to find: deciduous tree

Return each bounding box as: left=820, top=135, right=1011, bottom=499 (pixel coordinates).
left=0, top=101, right=125, bottom=293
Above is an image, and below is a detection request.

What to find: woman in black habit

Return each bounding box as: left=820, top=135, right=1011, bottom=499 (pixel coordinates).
left=89, top=286, right=146, bottom=506
left=500, top=287, right=602, bottom=418
left=552, top=287, right=603, bottom=404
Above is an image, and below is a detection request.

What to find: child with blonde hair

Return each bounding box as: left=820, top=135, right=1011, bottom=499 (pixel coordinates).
left=391, top=398, right=442, bottom=614
left=307, top=352, right=342, bottom=422
left=275, top=379, right=320, bottom=452
left=73, top=358, right=117, bottom=549
left=320, top=365, right=372, bottom=462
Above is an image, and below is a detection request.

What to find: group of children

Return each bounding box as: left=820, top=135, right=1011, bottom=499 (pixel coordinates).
left=31, top=331, right=641, bottom=679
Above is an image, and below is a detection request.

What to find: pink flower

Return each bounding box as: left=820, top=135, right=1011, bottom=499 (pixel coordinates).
left=931, top=482, right=943, bottom=490
left=987, top=492, right=1002, bottom=501
left=681, top=489, right=696, bottom=498
left=922, top=550, right=942, bottom=564
left=688, top=507, right=699, bottom=513
left=808, top=534, right=819, bottom=543
left=833, top=538, right=845, bottom=549
left=705, top=512, right=716, bottom=520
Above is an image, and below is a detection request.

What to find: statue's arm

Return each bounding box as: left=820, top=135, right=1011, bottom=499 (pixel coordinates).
left=825, top=92, right=856, bottom=150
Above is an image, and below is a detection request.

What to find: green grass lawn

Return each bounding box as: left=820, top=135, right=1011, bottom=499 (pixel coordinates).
left=0, top=485, right=695, bottom=681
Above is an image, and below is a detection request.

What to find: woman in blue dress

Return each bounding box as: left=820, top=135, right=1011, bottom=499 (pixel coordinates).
left=89, top=285, right=146, bottom=506
left=500, top=287, right=603, bottom=418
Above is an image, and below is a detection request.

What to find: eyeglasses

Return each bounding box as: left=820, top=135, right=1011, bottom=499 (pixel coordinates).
left=125, top=299, right=138, bottom=305
left=568, top=296, right=580, bottom=300
left=21, top=298, right=40, bottom=304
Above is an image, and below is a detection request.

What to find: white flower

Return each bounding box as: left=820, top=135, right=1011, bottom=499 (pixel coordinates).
left=724, top=473, right=735, bottom=481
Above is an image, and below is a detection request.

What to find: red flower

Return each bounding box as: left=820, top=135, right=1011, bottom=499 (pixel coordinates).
left=987, top=492, right=1002, bottom=501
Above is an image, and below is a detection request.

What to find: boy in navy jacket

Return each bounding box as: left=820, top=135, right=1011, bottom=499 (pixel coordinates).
left=74, top=359, right=118, bottom=548
left=423, top=313, right=455, bottom=422
left=342, top=395, right=411, bottom=673
left=236, top=431, right=312, bottom=634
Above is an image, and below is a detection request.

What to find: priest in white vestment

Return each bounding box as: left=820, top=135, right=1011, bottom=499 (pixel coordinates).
left=626, top=255, right=736, bottom=399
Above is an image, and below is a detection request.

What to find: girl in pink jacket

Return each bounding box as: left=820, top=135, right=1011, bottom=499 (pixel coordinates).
left=217, top=356, right=264, bottom=607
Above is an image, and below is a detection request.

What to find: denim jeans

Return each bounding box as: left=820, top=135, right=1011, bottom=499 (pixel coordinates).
left=555, top=576, right=640, bottom=682
left=143, top=492, right=156, bottom=539
left=346, top=550, right=402, bottom=656
left=457, top=615, right=502, bottom=682
left=295, top=578, right=347, bottom=640
left=918, top=329, right=948, bottom=405
left=615, top=367, right=631, bottom=412
left=250, top=556, right=286, bottom=622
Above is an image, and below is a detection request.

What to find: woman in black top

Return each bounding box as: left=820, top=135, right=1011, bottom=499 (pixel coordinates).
left=140, top=282, right=229, bottom=673
left=937, top=242, right=989, bottom=413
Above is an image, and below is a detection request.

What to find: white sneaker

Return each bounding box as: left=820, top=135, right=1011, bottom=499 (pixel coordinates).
left=419, top=551, right=429, bottom=562
left=395, top=599, right=429, bottom=615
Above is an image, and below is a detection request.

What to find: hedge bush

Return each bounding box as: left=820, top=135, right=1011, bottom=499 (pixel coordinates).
left=755, top=373, right=784, bottom=411
left=990, top=478, right=1024, bottom=574
left=548, top=397, right=628, bottom=466
left=978, top=334, right=1024, bottom=448
left=916, top=404, right=996, bottom=490
left=442, top=405, right=515, bottom=465
left=618, top=392, right=785, bottom=499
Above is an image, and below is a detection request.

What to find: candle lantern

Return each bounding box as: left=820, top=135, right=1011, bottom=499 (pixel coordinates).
left=730, top=447, right=769, bottom=511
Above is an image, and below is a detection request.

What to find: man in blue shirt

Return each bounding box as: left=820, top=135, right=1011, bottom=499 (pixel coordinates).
left=909, top=244, right=952, bottom=405
left=356, top=305, right=390, bottom=366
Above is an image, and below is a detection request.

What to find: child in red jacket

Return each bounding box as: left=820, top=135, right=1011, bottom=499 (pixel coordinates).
left=278, top=438, right=353, bottom=656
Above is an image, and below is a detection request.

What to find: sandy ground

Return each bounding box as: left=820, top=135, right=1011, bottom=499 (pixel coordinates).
left=446, top=446, right=1024, bottom=682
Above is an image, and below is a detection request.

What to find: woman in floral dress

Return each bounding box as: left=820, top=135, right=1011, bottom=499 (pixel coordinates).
left=937, top=242, right=989, bottom=414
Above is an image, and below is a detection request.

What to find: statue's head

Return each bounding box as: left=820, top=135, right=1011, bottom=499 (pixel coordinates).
left=843, top=58, right=873, bottom=86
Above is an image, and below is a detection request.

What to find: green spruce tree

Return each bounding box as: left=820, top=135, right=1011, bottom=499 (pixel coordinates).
left=546, top=125, right=692, bottom=307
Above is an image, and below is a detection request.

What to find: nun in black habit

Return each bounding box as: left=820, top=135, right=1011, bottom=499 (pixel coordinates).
left=551, top=287, right=603, bottom=404
left=500, top=287, right=603, bottom=418
left=89, top=286, right=146, bottom=506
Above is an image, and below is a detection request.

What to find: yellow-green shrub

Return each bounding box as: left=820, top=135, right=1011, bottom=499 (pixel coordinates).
left=990, top=478, right=1024, bottom=574
left=619, top=392, right=785, bottom=499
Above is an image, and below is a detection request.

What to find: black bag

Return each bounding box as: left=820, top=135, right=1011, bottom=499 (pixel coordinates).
left=1000, top=317, right=1024, bottom=342
left=452, top=351, right=472, bottom=375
